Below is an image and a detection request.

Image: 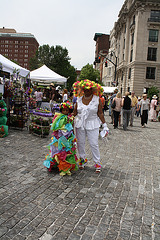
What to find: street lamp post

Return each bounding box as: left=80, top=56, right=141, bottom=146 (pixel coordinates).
left=99, top=51, right=117, bottom=86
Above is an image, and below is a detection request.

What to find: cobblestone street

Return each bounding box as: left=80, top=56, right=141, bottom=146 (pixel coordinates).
left=0, top=115, right=160, bottom=240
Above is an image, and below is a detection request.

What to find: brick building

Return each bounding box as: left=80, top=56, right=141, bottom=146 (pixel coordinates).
left=93, top=33, right=110, bottom=82
left=0, top=27, right=39, bottom=70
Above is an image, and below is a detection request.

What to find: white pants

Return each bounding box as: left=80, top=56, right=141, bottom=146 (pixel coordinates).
left=75, top=128, right=100, bottom=165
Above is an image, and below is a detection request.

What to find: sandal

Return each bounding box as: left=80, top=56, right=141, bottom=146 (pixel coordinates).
left=78, top=158, right=87, bottom=170
left=94, top=163, right=102, bottom=173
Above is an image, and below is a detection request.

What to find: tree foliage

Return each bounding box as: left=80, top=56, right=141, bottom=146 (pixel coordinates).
left=78, top=64, right=100, bottom=83
left=147, top=86, right=159, bottom=100
left=29, top=44, right=77, bottom=90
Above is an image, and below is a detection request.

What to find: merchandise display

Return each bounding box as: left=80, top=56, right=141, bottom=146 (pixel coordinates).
left=0, top=99, right=8, bottom=137
left=9, top=89, right=28, bottom=129
left=29, top=109, right=53, bottom=137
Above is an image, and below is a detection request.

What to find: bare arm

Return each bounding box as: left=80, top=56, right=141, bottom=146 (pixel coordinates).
left=121, top=98, right=124, bottom=107
left=73, top=102, right=77, bottom=116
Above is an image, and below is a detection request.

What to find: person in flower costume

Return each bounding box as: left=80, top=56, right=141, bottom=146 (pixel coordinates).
left=43, top=102, right=78, bottom=176
left=73, top=79, right=109, bottom=173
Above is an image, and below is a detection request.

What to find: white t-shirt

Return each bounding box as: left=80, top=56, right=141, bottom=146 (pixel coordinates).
left=35, top=91, right=43, bottom=101
left=63, top=94, right=68, bottom=102
left=139, top=99, right=149, bottom=115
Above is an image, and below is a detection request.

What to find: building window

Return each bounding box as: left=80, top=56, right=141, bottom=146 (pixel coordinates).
left=149, top=29, right=159, bottom=42
left=123, top=39, right=125, bottom=49
left=5, top=45, right=8, bottom=48
left=146, top=67, right=155, bottom=79
left=25, top=46, right=28, bottom=49
left=15, top=41, right=18, bottom=44
left=25, top=41, right=28, bottom=44
left=130, top=49, right=133, bottom=62
left=128, top=68, right=131, bottom=79
left=15, top=50, right=18, bottom=53
left=25, top=50, right=28, bottom=53
left=150, top=10, right=160, bottom=22
left=15, top=45, right=18, bottom=48
left=5, top=40, right=9, bottom=43
left=5, top=49, right=8, bottom=52
left=24, top=55, right=28, bottom=57
left=147, top=47, right=157, bottom=61
left=131, top=33, right=134, bottom=45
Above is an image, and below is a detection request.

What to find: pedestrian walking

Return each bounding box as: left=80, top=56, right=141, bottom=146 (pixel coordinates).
left=139, top=94, right=150, bottom=128
left=73, top=79, right=109, bottom=173
left=136, top=96, right=141, bottom=117
left=122, top=92, right=132, bottom=130
left=148, top=95, right=158, bottom=122
left=109, top=89, right=118, bottom=124
left=130, top=91, right=138, bottom=126
left=112, top=92, right=122, bottom=129
left=100, top=94, right=105, bottom=114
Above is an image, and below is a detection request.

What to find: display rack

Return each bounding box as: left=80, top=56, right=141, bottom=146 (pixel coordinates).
left=29, top=110, right=53, bottom=137
left=9, top=90, right=28, bottom=129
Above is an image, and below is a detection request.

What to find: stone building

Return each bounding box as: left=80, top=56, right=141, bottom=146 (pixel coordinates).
left=0, top=27, right=39, bottom=70
left=102, top=0, right=160, bottom=96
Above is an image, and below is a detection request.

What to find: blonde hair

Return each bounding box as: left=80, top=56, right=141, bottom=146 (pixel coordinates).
left=125, top=91, right=129, bottom=97
left=116, top=92, right=122, bottom=98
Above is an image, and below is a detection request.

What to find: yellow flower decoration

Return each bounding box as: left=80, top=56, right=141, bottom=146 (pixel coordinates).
left=72, top=79, right=104, bottom=97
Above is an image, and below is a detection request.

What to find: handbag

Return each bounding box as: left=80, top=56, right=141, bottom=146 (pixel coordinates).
left=111, top=99, right=116, bottom=108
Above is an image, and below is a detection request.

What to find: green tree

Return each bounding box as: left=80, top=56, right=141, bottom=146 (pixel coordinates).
left=147, top=86, right=159, bottom=100
left=78, top=63, right=100, bottom=83
left=29, top=44, right=77, bottom=90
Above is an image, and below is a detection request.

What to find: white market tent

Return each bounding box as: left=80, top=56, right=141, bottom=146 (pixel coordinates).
left=30, top=65, right=67, bottom=85
left=0, top=54, right=30, bottom=77
left=102, top=86, right=118, bottom=94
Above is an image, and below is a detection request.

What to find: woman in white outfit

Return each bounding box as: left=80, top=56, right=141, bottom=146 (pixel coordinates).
left=62, top=89, right=68, bottom=102
left=73, top=80, right=109, bottom=173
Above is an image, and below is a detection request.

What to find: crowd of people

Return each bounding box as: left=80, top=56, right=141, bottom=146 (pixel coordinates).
left=107, top=90, right=159, bottom=130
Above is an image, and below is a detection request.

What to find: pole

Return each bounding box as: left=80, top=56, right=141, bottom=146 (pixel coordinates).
left=115, top=56, right=117, bottom=86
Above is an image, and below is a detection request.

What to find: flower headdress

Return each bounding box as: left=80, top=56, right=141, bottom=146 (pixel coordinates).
left=60, top=101, right=73, bottom=110
left=72, top=79, right=104, bottom=97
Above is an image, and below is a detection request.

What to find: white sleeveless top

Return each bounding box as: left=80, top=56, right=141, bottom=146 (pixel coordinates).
left=74, top=95, right=101, bottom=130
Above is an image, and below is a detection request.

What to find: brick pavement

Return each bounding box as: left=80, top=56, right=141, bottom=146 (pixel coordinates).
left=0, top=115, right=160, bottom=240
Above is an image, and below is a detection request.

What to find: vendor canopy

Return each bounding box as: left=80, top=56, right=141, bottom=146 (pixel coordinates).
left=30, top=65, right=67, bottom=84
left=0, top=54, right=30, bottom=78
left=102, top=86, right=118, bottom=94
